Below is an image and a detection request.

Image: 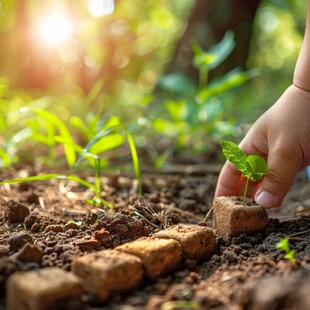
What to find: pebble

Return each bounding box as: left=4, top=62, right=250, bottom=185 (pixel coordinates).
left=44, top=225, right=64, bottom=233
left=223, top=249, right=238, bottom=263
left=8, top=232, right=34, bottom=252
left=75, top=238, right=100, bottom=251
left=12, top=243, right=43, bottom=263
left=6, top=200, right=30, bottom=223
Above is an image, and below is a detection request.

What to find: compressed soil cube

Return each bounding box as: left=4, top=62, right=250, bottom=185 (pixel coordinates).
left=6, top=267, right=83, bottom=310
left=213, top=196, right=269, bottom=241
left=154, top=224, right=216, bottom=261
left=72, top=250, right=143, bottom=300
left=115, top=237, right=182, bottom=280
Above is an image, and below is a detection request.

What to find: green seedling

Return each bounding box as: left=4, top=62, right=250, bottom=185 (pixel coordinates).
left=151, top=31, right=258, bottom=160
left=0, top=107, right=142, bottom=208
left=276, top=237, right=296, bottom=264
left=221, top=140, right=268, bottom=204
left=65, top=220, right=83, bottom=226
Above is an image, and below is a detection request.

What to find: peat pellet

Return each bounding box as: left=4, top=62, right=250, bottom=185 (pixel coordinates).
left=213, top=196, right=269, bottom=241
left=154, top=224, right=216, bottom=261
left=115, top=237, right=182, bottom=280
left=72, top=250, right=143, bottom=300
left=6, top=267, right=83, bottom=310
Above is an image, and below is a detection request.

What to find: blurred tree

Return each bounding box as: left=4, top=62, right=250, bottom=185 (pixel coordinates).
left=0, top=0, right=193, bottom=98
left=167, top=0, right=261, bottom=81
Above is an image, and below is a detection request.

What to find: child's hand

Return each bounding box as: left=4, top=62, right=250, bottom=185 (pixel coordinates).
left=215, top=85, right=310, bottom=208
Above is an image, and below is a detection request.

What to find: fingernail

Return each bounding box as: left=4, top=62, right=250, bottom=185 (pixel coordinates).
left=255, top=191, right=275, bottom=208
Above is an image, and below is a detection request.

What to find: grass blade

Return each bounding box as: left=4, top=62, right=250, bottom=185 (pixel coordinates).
left=125, top=129, right=142, bottom=195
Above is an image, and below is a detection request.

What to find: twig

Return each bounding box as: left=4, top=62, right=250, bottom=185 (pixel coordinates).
left=289, top=237, right=310, bottom=242
left=203, top=206, right=213, bottom=223
left=289, top=228, right=310, bottom=237
left=133, top=211, right=160, bottom=229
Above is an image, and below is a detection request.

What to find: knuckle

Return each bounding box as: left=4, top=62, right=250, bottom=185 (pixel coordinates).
left=266, top=169, right=285, bottom=186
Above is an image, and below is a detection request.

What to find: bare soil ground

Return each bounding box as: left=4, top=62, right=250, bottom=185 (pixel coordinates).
left=0, top=164, right=310, bottom=309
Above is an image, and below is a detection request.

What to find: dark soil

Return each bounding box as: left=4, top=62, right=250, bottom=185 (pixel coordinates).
left=1, top=164, right=310, bottom=309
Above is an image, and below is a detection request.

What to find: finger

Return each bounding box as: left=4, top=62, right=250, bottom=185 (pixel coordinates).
left=254, top=145, right=301, bottom=208
left=215, top=162, right=264, bottom=198
left=215, top=161, right=240, bottom=197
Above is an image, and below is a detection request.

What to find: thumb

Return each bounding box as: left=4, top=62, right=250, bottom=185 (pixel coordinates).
left=254, top=147, right=300, bottom=209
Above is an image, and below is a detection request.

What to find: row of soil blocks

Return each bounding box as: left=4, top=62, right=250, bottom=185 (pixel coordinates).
left=6, top=224, right=216, bottom=310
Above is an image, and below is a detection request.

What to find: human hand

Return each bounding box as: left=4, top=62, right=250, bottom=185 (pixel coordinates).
left=215, top=84, right=310, bottom=208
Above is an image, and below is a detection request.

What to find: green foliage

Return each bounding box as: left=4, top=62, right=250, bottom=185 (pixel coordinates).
left=74, top=125, right=142, bottom=196
left=13, top=107, right=78, bottom=167
left=0, top=106, right=142, bottom=208
left=221, top=140, right=268, bottom=203
left=150, top=32, right=254, bottom=157
left=276, top=237, right=296, bottom=264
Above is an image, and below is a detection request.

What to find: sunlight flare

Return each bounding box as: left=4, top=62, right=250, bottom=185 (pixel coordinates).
left=88, top=0, right=114, bottom=17
left=36, top=13, right=74, bottom=46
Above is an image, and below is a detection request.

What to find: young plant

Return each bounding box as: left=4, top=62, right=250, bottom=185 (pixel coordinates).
left=0, top=108, right=142, bottom=208
left=221, top=140, right=268, bottom=204
left=150, top=31, right=258, bottom=157
left=276, top=237, right=296, bottom=264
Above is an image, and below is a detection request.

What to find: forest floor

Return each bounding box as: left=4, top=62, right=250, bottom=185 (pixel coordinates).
left=0, top=163, right=310, bottom=309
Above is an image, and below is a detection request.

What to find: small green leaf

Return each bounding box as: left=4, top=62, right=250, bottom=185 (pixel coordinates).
left=221, top=140, right=247, bottom=174
left=193, top=31, right=235, bottom=70
left=65, top=220, right=83, bottom=226
left=158, top=73, right=197, bottom=96
left=221, top=140, right=268, bottom=204
left=246, top=155, right=268, bottom=181
left=276, top=237, right=290, bottom=253
left=284, top=250, right=296, bottom=264
left=277, top=237, right=296, bottom=264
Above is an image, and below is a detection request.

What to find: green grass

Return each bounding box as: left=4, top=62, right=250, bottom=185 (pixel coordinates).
left=0, top=107, right=142, bottom=208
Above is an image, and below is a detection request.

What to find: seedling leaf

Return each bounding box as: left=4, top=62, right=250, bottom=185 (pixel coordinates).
left=220, top=140, right=247, bottom=174
left=276, top=237, right=296, bottom=264
left=276, top=237, right=290, bottom=253
left=246, top=155, right=268, bottom=181
left=221, top=140, right=268, bottom=204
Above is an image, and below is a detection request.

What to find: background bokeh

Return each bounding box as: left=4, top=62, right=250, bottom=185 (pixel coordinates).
left=0, top=0, right=307, bottom=167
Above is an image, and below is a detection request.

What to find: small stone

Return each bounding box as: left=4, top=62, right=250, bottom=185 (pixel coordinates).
left=72, top=250, right=143, bottom=301
left=6, top=200, right=30, bottom=223
left=8, top=232, right=34, bottom=252
left=6, top=267, right=83, bottom=310
left=223, top=249, right=238, bottom=263
left=92, top=227, right=110, bottom=239
left=213, top=196, right=269, bottom=241
left=44, top=225, right=64, bottom=233
left=12, top=242, right=43, bottom=263
left=75, top=238, right=100, bottom=251
left=115, top=237, right=182, bottom=280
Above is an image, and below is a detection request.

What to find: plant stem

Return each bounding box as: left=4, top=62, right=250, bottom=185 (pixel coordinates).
left=242, top=177, right=249, bottom=205
left=199, top=66, right=208, bottom=89
left=94, top=157, right=101, bottom=199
